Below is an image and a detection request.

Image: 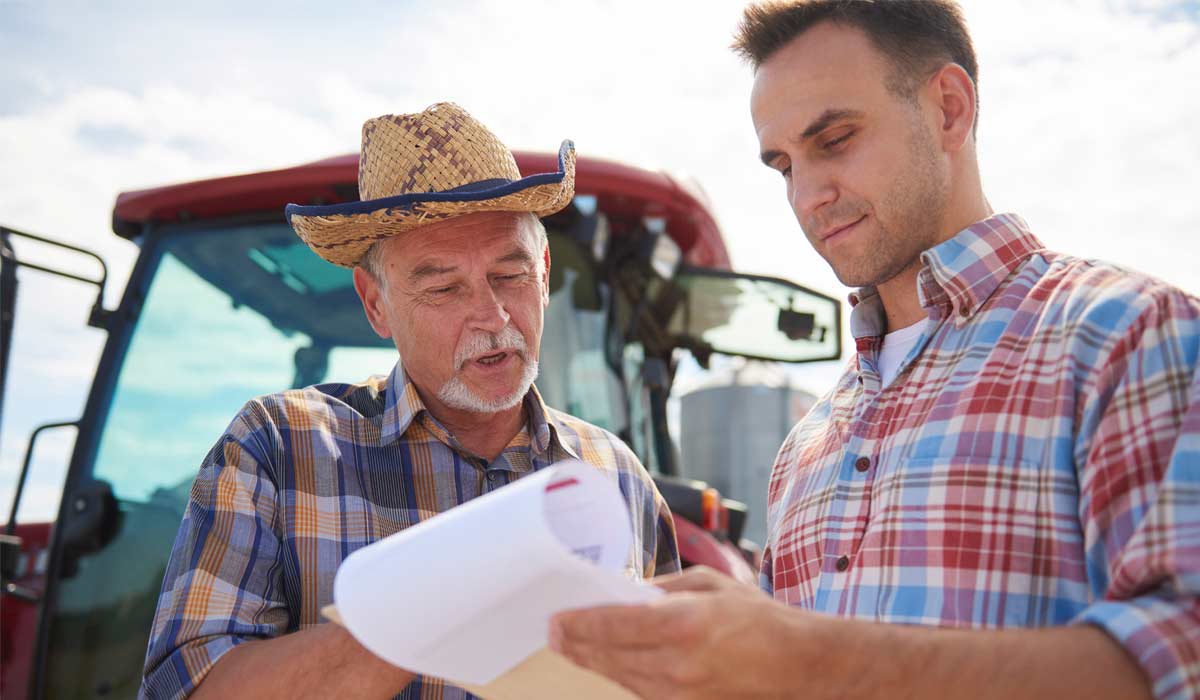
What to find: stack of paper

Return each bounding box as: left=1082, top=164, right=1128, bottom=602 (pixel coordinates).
left=324, top=460, right=659, bottom=699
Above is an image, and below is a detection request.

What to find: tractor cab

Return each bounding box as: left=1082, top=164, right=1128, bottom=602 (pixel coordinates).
left=1, top=151, right=840, bottom=698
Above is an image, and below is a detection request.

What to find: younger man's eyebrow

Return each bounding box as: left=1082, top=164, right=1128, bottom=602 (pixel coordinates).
left=797, top=108, right=864, bottom=142
left=759, top=108, right=866, bottom=166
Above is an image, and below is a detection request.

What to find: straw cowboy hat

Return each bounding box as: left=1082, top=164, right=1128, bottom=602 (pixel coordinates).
left=286, top=102, right=576, bottom=268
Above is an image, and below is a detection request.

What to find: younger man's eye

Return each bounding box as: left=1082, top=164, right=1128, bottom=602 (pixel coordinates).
left=824, top=132, right=853, bottom=150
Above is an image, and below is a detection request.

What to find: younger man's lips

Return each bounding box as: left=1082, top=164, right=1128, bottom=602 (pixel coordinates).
left=819, top=215, right=867, bottom=242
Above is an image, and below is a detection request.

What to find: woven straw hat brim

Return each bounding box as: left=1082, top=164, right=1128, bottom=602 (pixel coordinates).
left=286, top=141, right=575, bottom=268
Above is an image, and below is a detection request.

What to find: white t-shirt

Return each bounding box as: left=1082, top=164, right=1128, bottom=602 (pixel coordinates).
left=878, top=320, right=928, bottom=388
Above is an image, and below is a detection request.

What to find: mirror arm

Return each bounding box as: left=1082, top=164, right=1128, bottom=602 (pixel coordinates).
left=6, top=421, right=80, bottom=538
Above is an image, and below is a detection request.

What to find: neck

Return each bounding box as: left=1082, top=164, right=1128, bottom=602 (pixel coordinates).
left=877, top=163, right=993, bottom=333
left=875, top=262, right=928, bottom=332
left=420, top=390, right=527, bottom=462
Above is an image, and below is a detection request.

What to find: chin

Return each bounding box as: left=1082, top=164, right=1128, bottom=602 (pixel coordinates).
left=831, top=264, right=870, bottom=288
left=438, top=361, right=539, bottom=414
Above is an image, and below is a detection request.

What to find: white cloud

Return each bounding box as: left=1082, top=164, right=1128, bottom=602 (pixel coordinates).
left=2, top=0, right=1199, bottom=521
left=968, top=0, right=1200, bottom=289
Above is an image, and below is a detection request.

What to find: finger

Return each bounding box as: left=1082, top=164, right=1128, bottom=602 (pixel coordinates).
left=581, top=660, right=671, bottom=700
left=561, top=641, right=708, bottom=698
left=652, top=566, right=736, bottom=593
left=560, top=642, right=663, bottom=681
left=550, top=603, right=678, bottom=649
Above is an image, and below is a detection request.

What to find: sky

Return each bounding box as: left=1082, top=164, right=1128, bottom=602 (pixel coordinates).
left=2, top=0, right=1198, bottom=522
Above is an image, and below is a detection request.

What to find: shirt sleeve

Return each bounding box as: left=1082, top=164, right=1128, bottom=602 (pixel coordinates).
left=140, top=403, right=288, bottom=699
left=759, top=544, right=774, bottom=595
left=606, top=435, right=681, bottom=578
left=649, top=488, right=682, bottom=577
left=1069, top=287, right=1200, bottom=700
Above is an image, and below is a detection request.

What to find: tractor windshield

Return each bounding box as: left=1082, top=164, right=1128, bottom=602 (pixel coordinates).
left=99, top=220, right=625, bottom=504
left=39, top=219, right=626, bottom=697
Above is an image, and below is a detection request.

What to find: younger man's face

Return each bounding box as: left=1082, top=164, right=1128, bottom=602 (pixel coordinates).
left=751, top=20, right=951, bottom=289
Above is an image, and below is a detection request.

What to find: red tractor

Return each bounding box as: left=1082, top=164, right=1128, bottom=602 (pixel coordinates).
left=1, top=151, right=841, bottom=698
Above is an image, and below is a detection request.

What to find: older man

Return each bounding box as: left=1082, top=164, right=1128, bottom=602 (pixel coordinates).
left=141, top=103, right=680, bottom=700
left=551, top=2, right=1199, bottom=699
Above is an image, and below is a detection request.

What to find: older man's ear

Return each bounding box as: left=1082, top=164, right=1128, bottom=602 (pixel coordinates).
left=541, top=243, right=552, bottom=307
left=353, top=265, right=393, bottom=340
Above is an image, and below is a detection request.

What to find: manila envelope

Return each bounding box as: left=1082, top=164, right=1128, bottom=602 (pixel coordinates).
left=322, top=604, right=637, bottom=700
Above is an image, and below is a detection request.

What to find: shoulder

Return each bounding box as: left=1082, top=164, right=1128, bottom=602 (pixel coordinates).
left=219, top=375, right=388, bottom=455
left=1033, top=252, right=1200, bottom=332
left=237, top=375, right=388, bottom=428
left=545, top=408, right=649, bottom=477
left=1023, top=254, right=1200, bottom=370
left=777, top=360, right=856, bottom=458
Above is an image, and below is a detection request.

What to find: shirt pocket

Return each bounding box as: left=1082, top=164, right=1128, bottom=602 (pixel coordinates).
left=866, top=455, right=1082, bottom=628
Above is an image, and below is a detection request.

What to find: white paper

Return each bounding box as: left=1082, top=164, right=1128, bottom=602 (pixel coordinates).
left=332, top=460, right=661, bottom=686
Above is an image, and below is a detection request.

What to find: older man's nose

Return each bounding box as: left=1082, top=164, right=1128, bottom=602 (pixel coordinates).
left=467, top=285, right=511, bottom=333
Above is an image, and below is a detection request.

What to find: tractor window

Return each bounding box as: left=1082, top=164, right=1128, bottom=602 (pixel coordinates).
left=536, top=233, right=627, bottom=436
left=40, top=221, right=629, bottom=697
left=41, top=228, right=395, bottom=698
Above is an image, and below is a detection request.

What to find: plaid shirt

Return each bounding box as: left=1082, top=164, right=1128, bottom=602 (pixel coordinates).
left=142, top=364, right=679, bottom=700
left=762, top=214, right=1200, bottom=699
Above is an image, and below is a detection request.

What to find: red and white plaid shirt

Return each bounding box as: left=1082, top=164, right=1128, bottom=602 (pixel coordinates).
left=763, top=213, right=1200, bottom=699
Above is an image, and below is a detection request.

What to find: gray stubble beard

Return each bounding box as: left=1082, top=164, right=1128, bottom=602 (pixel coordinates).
left=436, top=325, right=540, bottom=413
left=831, top=115, right=950, bottom=290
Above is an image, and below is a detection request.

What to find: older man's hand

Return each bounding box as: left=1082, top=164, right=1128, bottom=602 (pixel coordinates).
left=548, top=566, right=828, bottom=699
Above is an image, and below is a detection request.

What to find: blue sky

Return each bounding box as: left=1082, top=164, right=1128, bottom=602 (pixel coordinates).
left=2, top=0, right=1199, bottom=521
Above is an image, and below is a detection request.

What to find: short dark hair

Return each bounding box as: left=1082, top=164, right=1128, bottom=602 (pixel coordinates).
left=733, top=0, right=978, bottom=119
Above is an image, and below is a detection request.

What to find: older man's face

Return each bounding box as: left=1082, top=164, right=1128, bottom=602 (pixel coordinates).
left=355, top=211, right=550, bottom=417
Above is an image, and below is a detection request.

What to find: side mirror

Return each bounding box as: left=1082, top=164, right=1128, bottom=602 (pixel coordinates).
left=666, top=267, right=842, bottom=365
left=57, top=479, right=123, bottom=579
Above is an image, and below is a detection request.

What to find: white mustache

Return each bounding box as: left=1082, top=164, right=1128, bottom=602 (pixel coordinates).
left=454, top=326, right=528, bottom=369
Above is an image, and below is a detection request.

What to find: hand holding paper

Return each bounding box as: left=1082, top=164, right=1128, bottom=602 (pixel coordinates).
left=327, top=460, right=658, bottom=698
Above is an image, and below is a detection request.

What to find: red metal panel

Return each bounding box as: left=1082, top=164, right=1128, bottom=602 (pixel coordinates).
left=1, top=522, right=52, bottom=699
left=672, top=515, right=758, bottom=585
left=111, top=152, right=731, bottom=269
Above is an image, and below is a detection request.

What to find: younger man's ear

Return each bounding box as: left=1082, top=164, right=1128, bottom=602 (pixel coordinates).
left=930, top=62, right=977, bottom=152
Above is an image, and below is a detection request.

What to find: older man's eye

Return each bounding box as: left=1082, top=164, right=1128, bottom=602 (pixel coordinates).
left=429, top=285, right=457, bottom=295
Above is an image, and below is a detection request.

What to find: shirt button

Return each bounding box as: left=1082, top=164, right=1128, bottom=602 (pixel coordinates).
left=855, top=457, right=871, bottom=472
left=835, top=555, right=851, bottom=572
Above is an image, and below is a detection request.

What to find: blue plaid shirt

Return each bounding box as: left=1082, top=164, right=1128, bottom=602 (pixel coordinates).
left=142, top=364, right=680, bottom=699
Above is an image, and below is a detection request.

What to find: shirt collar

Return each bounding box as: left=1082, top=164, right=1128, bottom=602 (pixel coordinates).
left=379, top=362, right=424, bottom=445
left=918, top=213, right=1044, bottom=324
left=379, top=361, right=578, bottom=459
left=524, top=383, right=581, bottom=460
left=848, top=213, right=1043, bottom=341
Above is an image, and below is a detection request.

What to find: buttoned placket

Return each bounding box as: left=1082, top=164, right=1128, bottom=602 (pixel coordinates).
left=483, top=422, right=550, bottom=492
left=819, top=279, right=945, bottom=590
left=482, top=458, right=504, bottom=489
left=825, top=363, right=879, bottom=584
